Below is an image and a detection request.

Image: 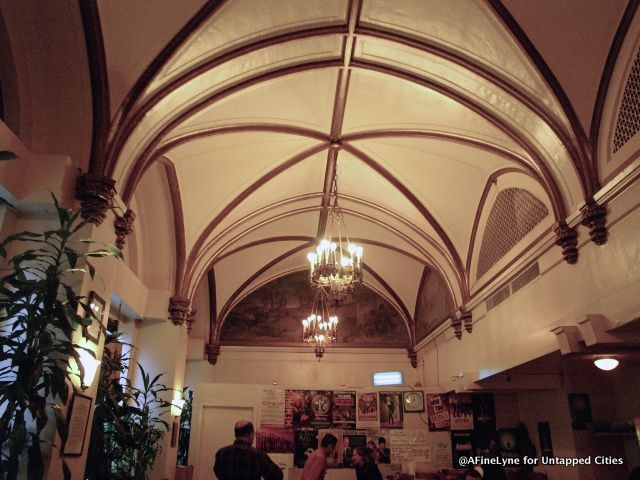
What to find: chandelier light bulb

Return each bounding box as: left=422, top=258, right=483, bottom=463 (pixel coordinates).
left=594, top=358, right=619, bottom=370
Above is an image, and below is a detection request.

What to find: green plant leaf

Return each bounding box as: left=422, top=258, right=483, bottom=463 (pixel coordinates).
left=0, top=150, right=17, bottom=161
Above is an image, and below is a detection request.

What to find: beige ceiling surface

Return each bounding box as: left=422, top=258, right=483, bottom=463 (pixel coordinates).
left=95, top=0, right=630, bottom=345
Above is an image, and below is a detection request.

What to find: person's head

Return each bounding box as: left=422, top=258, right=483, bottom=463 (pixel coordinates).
left=320, top=433, right=338, bottom=455
left=367, top=440, right=376, bottom=450
left=465, top=466, right=483, bottom=480
left=234, top=420, right=255, bottom=444
left=343, top=437, right=350, bottom=447
left=352, top=445, right=370, bottom=467
left=394, top=473, right=401, bottom=480
left=378, top=437, right=386, bottom=448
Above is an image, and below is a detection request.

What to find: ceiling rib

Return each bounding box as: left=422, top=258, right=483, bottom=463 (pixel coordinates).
left=341, top=143, right=468, bottom=299
left=349, top=59, right=571, bottom=217
left=163, top=161, right=187, bottom=294
left=181, top=142, right=329, bottom=294
left=106, top=23, right=348, bottom=176
left=486, top=0, right=594, bottom=195
left=352, top=25, right=589, bottom=195
left=105, top=0, right=227, bottom=171
left=121, top=59, right=343, bottom=202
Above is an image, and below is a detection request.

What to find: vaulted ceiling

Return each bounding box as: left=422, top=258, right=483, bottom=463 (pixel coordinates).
left=83, top=0, right=634, bottom=350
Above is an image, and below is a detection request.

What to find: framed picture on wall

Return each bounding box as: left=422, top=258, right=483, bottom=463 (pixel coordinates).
left=63, top=392, right=93, bottom=456
left=403, top=391, right=425, bottom=413
left=82, top=291, right=106, bottom=344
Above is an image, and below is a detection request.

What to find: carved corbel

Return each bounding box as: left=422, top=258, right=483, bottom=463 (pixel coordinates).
left=75, top=172, right=116, bottom=225
left=451, top=314, right=463, bottom=340
left=186, top=309, right=197, bottom=334
left=168, top=295, right=190, bottom=326
left=580, top=199, right=607, bottom=245
left=553, top=221, right=578, bottom=264
left=205, top=342, right=221, bottom=365
left=407, top=347, right=417, bottom=368
left=114, top=209, right=136, bottom=249
left=459, top=307, right=472, bottom=334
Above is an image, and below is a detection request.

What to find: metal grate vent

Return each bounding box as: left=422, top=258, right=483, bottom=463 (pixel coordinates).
left=486, top=285, right=510, bottom=311
left=477, top=188, right=548, bottom=278
left=510, top=262, right=540, bottom=294
left=613, top=47, right=640, bottom=153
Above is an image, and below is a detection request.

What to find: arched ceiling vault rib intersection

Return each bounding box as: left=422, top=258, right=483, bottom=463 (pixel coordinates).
left=109, top=8, right=588, bottom=212
left=185, top=203, right=461, bottom=310
left=119, top=59, right=345, bottom=203
left=347, top=60, right=573, bottom=217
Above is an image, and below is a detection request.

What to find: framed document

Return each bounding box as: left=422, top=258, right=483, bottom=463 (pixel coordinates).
left=82, top=291, right=106, bottom=344
left=403, top=391, right=425, bottom=413
left=63, top=392, right=93, bottom=456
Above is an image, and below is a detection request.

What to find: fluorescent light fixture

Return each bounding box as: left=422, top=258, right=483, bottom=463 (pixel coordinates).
left=373, top=371, right=403, bottom=386
left=594, top=358, right=619, bottom=371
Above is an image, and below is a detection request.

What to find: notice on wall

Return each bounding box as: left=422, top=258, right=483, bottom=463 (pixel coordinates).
left=390, top=429, right=430, bottom=464
left=356, top=391, right=380, bottom=429
left=260, top=389, right=285, bottom=427
left=390, top=429, right=428, bottom=446
left=433, top=437, right=453, bottom=468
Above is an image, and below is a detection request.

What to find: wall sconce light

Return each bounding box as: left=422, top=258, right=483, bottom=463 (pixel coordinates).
left=594, top=358, right=619, bottom=371
left=76, top=348, right=101, bottom=389
left=171, top=398, right=186, bottom=417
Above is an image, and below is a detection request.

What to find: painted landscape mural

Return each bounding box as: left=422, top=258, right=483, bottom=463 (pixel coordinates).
left=221, top=271, right=408, bottom=346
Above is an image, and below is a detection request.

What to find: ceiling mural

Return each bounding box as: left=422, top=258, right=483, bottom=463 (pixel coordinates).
left=415, top=268, right=453, bottom=343
left=221, top=271, right=408, bottom=346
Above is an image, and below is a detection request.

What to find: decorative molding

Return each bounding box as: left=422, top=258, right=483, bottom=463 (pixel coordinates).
left=553, top=221, right=578, bottom=264
left=114, top=209, right=135, bottom=249
left=407, top=347, right=417, bottom=368
left=75, top=173, right=116, bottom=225
left=186, top=309, right=196, bottom=334
left=460, top=307, right=472, bottom=334
left=451, top=314, right=463, bottom=340
left=205, top=342, right=221, bottom=365
left=168, top=295, right=190, bottom=326
left=580, top=199, right=608, bottom=245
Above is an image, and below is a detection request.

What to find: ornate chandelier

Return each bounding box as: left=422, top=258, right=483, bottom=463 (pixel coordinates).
left=301, top=288, right=338, bottom=360
left=306, top=169, right=363, bottom=299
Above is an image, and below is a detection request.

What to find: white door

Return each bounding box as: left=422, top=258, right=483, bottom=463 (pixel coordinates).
left=195, top=405, right=255, bottom=480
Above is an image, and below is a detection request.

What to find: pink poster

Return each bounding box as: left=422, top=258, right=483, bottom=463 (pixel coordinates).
left=356, top=391, right=379, bottom=429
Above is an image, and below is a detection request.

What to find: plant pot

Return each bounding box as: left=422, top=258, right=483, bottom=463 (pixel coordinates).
left=175, top=465, right=193, bottom=480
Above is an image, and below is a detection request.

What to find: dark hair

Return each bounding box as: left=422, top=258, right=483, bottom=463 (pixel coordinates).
left=234, top=421, right=254, bottom=437
left=353, top=445, right=373, bottom=464
left=378, top=437, right=386, bottom=444
left=321, top=433, right=338, bottom=448
left=465, top=468, right=482, bottom=479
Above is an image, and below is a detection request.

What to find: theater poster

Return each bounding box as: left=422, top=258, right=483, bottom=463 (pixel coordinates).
left=260, top=388, right=285, bottom=427
left=309, top=390, right=333, bottom=429
left=357, top=391, right=379, bottom=429
left=332, top=391, right=356, bottom=429
left=449, top=393, right=473, bottom=430
left=294, top=428, right=318, bottom=468
left=380, top=392, right=403, bottom=429
left=256, top=427, right=294, bottom=453
left=426, top=393, right=450, bottom=431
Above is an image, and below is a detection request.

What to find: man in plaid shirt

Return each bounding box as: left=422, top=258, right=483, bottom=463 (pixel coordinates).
left=214, top=420, right=283, bottom=480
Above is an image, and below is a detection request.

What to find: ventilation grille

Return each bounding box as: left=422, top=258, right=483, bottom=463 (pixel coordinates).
left=477, top=188, right=548, bottom=278
left=485, top=262, right=540, bottom=311
left=486, top=285, right=510, bottom=311
left=613, top=47, right=640, bottom=153
left=510, top=262, right=540, bottom=294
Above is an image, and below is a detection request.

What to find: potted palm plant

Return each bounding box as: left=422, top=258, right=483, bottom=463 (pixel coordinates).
left=0, top=195, right=121, bottom=480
